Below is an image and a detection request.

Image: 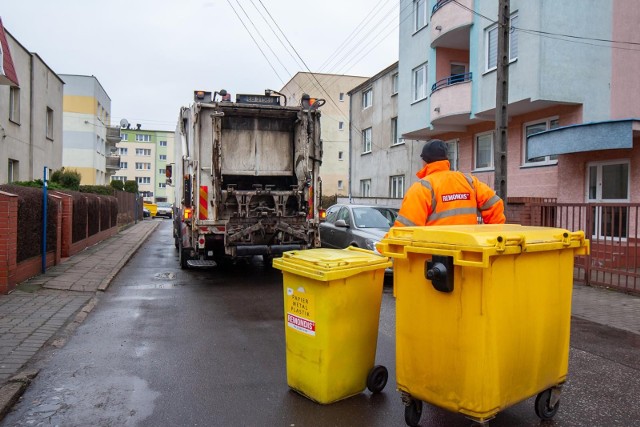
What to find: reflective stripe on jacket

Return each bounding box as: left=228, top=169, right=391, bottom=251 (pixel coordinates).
left=394, top=160, right=506, bottom=227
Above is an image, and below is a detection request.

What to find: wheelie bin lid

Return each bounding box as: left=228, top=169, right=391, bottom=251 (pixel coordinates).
left=273, top=247, right=392, bottom=281
left=377, top=224, right=589, bottom=268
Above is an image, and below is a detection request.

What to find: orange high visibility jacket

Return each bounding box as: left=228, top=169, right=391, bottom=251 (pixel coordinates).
left=394, top=160, right=506, bottom=227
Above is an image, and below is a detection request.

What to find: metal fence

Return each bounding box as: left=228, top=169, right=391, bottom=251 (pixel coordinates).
left=529, top=202, right=640, bottom=295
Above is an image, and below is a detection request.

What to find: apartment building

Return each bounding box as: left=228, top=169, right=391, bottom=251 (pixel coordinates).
left=347, top=63, right=403, bottom=207
left=0, top=21, right=64, bottom=183
left=279, top=72, right=368, bottom=197
left=113, top=127, right=174, bottom=203
left=60, top=74, right=121, bottom=185
left=361, top=0, right=640, bottom=223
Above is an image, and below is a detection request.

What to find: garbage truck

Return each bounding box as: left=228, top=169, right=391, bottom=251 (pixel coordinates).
left=172, top=90, right=324, bottom=268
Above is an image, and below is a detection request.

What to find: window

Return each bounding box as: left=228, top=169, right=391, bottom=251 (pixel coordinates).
left=337, top=180, right=344, bottom=190
left=392, top=73, right=399, bottom=95
left=362, top=88, right=372, bottom=109
left=136, top=148, right=151, bottom=156
left=136, top=177, right=151, bottom=184
left=445, top=140, right=459, bottom=171
left=159, top=140, right=167, bottom=147
left=486, top=14, right=519, bottom=71
left=7, top=159, right=18, bottom=183
left=159, top=168, right=165, bottom=174
left=360, top=179, right=371, bottom=197
left=339, top=92, right=345, bottom=102
left=412, top=63, right=427, bottom=102
left=111, top=176, right=126, bottom=182
left=46, top=107, right=54, bottom=140
left=119, top=147, right=128, bottom=155
left=9, top=86, right=20, bottom=123
left=120, top=162, right=128, bottom=169
left=158, top=183, right=166, bottom=188
left=159, top=154, right=167, bottom=161
left=135, top=134, right=151, bottom=142
left=474, top=132, right=494, bottom=170
left=338, top=151, right=344, bottom=161
left=587, top=160, right=630, bottom=239
left=414, top=0, right=427, bottom=32
left=338, top=121, right=344, bottom=131
left=135, top=162, right=151, bottom=170
left=120, top=133, right=129, bottom=141
left=362, top=128, right=372, bottom=153
left=390, top=175, right=404, bottom=198
left=391, top=117, right=402, bottom=146
left=523, top=117, right=559, bottom=165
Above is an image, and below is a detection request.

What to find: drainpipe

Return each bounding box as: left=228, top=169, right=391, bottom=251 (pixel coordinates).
left=29, top=53, right=35, bottom=179
left=348, top=93, right=353, bottom=203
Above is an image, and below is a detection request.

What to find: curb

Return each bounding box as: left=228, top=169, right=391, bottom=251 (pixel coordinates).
left=0, top=370, right=39, bottom=421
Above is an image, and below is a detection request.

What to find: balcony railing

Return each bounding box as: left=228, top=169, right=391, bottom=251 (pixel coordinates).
left=432, top=0, right=454, bottom=15
left=106, top=155, right=121, bottom=170
left=106, top=126, right=122, bottom=143
left=431, top=72, right=472, bottom=93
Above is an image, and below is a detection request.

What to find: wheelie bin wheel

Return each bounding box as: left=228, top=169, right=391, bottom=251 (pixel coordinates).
left=404, top=398, right=422, bottom=427
left=534, top=388, right=560, bottom=420
left=366, top=365, right=388, bottom=393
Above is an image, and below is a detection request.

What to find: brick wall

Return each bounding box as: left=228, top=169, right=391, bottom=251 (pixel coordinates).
left=0, top=191, right=18, bottom=294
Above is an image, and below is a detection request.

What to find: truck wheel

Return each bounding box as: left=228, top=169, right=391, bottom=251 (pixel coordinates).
left=178, top=240, right=190, bottom=269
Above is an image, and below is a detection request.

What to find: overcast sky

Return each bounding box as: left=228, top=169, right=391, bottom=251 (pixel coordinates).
left=2, top=0, right=399, bottom=131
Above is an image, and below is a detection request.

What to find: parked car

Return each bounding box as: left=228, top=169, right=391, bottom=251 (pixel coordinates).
left=319, top=204, right=398, bottom=253
left=156, top=202, right=173, bottom=219
left=143, top=201, right=157, bottom=218
left=143, top=207, right=151, bottom=218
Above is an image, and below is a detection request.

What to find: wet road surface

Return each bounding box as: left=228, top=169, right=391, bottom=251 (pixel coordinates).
left=2, top=220, right=640, bottom=426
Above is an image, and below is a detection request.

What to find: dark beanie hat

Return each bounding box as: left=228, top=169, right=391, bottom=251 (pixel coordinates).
left=420, top=139, right=448, bottom=163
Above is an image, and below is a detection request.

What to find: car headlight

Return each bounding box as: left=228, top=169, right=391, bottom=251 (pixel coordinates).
left=365, top=238, right=380, bottom=253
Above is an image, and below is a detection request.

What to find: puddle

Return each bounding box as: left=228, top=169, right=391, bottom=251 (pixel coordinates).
left=127, top=283, right=180, bottom=290
left=153, top=272, right=176, bottom=280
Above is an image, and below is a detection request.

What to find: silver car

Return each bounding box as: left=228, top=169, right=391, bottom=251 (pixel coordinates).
left=319, top=204, right=398, bottom=252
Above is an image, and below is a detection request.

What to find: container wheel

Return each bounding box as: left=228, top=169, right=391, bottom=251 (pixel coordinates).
left=534, top=388, right=560, bottom=420
left=366, top=365, right=388, bottom=394
left=404, top=398, right=422, bottom=427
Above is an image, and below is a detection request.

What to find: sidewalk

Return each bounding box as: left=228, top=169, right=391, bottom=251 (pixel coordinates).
left=1, top=220, right=640, bottom=415
left=0, top=219, right=159, bottom=415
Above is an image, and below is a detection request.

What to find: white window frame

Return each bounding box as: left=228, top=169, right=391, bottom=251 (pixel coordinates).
left=46, top=107, right=54, bottom=140
left=159, top=140, right=167, bottom=147
left=136, top=176, right=151, bottom=184
left=522, top=117, right=559, bottom=166
left=135, top=134, right=151, bottom=142
left=7, top=159, right=18, bottom=183
left=158, top=182, right=166, bottom=188
left=391, top=117, right=403, bottom=146
left=412, top=63, right=428, bottom=102
left=136, top=148, right=151, bottom=156
left=586, top=159, right=630, bottom=240
left=159, top=154, right=167, bottom=161
left=339, top=92, right=345, bottom=102
left=362, top=128, right=372, bottom=154
left=338, top=121, right=344, bottom=131
left=120, top=162, right=128, bottom=169
left=9, top=86, right=20, bottom=123
left=338, top=151, right=344, bottom=161
left=474, top=131, right=494, bottom=171
left=360, top=179, right=371, bottom=197
left=120, top=133, right=129, bottom=141
left=485, top=13, right=519, bottom=72
left=362, top=88, right=372, bottom=109
left=390, top=175, right=405, bottom=198
left=414, top=0, right=427, bottom=33
left=119, top=147, right=128, bottom=155
left=392, top=73, right=399, bottom=95
left=445, top=139, right=459, bottom=171
left=337, top=180, right=344, bottom=190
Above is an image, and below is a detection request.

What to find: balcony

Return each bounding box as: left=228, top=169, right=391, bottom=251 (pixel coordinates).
left=430, top=0, right=473, bottom=49
left=430, top=73, right=473, bottom=128
left=106, top=126, right=122, bottom=144
left=105, top=155, right=121, bottom=171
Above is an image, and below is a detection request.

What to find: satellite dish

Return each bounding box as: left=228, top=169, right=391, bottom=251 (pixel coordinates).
left=120, top=118, right=129, bottom=128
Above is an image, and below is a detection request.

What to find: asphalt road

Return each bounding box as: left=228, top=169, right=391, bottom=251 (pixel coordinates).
left=2, top=220, right=640, bottom=426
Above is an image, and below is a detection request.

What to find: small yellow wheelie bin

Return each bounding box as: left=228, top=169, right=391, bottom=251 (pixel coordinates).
left=273, top=247, right=392, bottom=404
left=376, top=224, right=589, bottom=426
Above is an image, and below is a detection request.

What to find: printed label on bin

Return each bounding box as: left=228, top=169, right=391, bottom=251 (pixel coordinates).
left=286, top=287, right=316, bottom=336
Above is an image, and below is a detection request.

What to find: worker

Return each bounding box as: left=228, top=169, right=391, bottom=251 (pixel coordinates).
left=394, top=139, right=505, bottom=227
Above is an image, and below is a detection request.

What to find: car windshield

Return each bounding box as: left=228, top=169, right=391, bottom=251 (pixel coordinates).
left=157, top=202, right=172, bottom=207
left=352, top=207, right=397, bottom=229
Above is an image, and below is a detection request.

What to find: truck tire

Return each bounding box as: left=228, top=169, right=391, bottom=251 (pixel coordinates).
left=178, top=240, right=190, bottom=269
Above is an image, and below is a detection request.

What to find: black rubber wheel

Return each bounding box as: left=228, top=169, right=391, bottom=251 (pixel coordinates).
left=534, top=389, right=560, bottom=420
left=404, top=398, right=422, bottom=427
left=366, top=365, right=388, bottom=394
left=178, top=241, right=190, bottom=270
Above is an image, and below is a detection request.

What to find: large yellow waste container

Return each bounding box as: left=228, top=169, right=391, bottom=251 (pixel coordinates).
left=376, top=224, right=589, bottom=426
left=273, top=247, right=392, bottom=404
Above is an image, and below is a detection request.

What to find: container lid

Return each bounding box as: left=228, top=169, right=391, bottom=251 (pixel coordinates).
left=377, top=224, right=589, bottom=268
left=272, top=247, right=391, bottom=281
